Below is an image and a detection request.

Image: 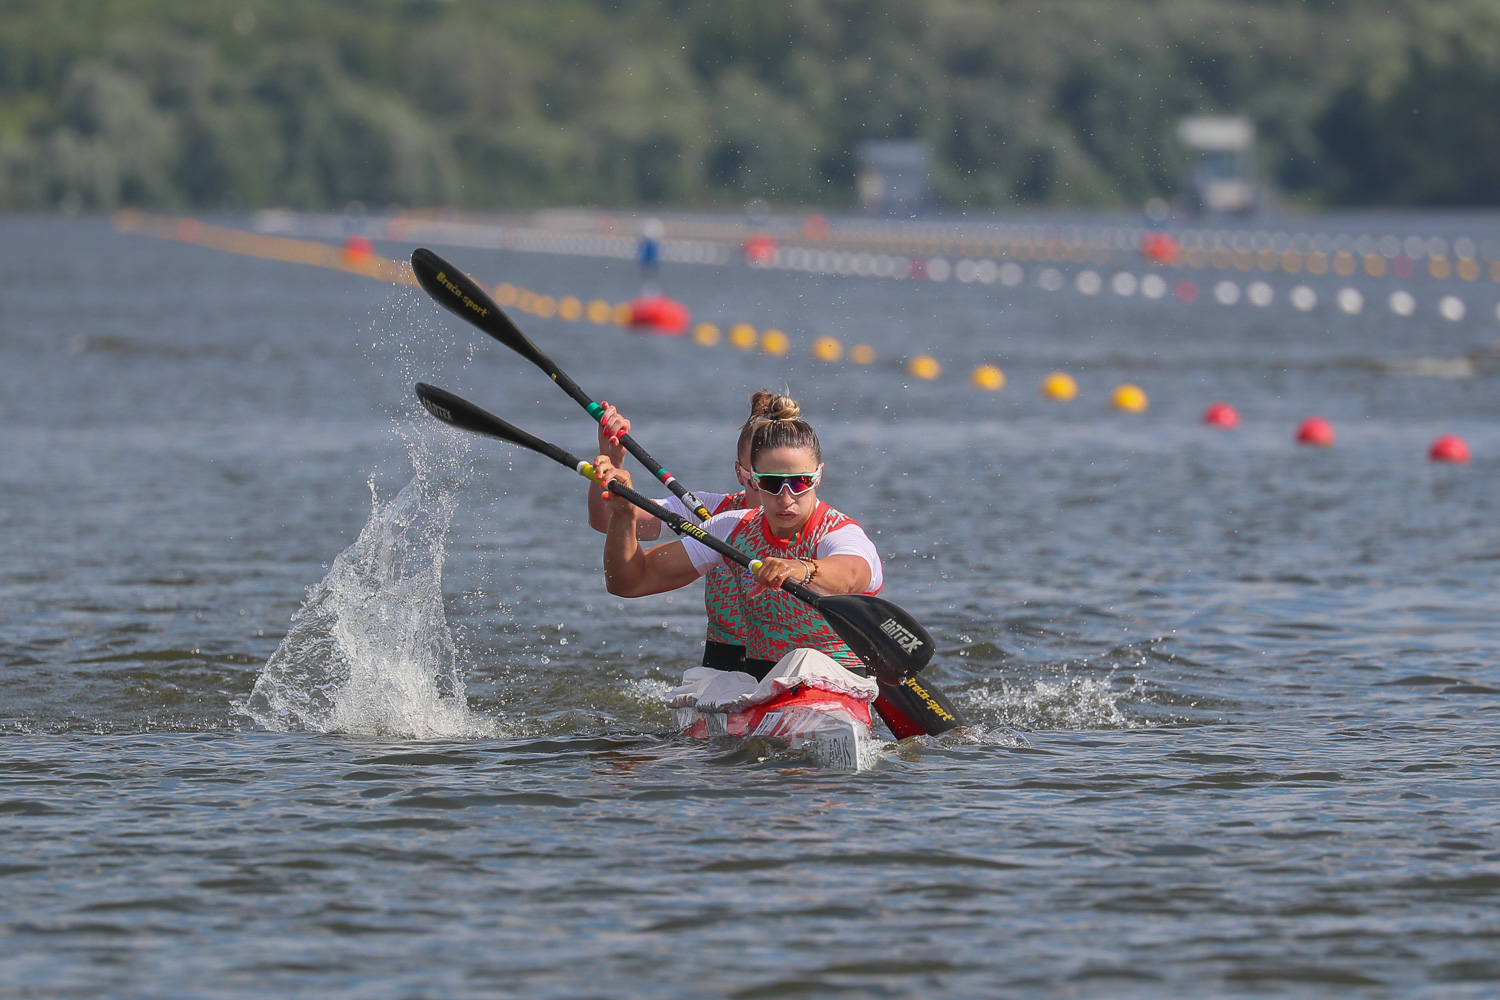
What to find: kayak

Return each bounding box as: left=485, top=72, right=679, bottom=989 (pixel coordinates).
left=668, top=649, right=879, bottom=772
left=674, top=685, right=875, bottom=771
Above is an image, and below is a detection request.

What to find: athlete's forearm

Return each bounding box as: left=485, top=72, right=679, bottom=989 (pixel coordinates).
left=602, top=509, right=648, bottom=596
left=587, top=482, right=610, bottom=532
left=800, top=554, right=871, bottom=596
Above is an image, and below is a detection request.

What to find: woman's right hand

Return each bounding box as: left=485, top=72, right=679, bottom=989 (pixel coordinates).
left=596, top=403, right=630, bottom=464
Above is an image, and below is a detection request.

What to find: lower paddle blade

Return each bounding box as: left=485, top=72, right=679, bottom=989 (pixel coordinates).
left=414, top=383, right=579, bottom=469
left=816, top=594, right=934, bottom=684
left=415, top=382, right=518, bottom=441
left=875, top=677, right=966, bottom=737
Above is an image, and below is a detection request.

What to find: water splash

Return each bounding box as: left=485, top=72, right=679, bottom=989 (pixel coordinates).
left=965, top=674, right=1142, bottom=731
left=623, top=677, right=675, bottom=712
left=236, top=429, right=498, bottom=739
left=926, top=722, right=1032, bottom=749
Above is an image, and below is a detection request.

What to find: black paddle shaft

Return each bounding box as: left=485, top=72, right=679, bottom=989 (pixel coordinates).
left=410, top=247, right=712, bottom=522
left=413, top=383, right=934, bottom=685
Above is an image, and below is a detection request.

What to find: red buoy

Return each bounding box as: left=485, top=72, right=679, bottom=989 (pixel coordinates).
left=1429, top=434, right=1471, bottom=463
left=1203, top=402, right=1240, bottom=428
left=743, top=234, right=778, bottom=266
left=1295, top=417, right=1335, bottom=447
left=1140, top=231, right=1180, bottom=265
left=342, top=234, right=375, bottom=266
left=626, top=295, right=690, bottom=335
left=1175, top=279, right=1198, bottom=302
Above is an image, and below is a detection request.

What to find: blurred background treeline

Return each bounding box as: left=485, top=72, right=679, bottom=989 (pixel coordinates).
left=2, top=0, right=1498, bottom=213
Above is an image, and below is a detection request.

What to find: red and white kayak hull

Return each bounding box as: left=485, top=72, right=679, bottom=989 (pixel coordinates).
left=674, top=685, right=875, bottom=772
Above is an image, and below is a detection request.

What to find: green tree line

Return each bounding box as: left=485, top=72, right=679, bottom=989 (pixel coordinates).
left=0, top=0, right=1497, bottom=211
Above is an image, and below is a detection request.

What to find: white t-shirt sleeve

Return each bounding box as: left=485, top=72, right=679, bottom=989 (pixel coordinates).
left=817, top=523, right=884, bottom=594
left=679, top=509, right=750, bottom=576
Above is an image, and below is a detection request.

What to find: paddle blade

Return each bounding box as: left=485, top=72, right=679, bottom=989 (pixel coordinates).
left=414, top=383, right=578, bottom=469
left=410, top=248, right=548, bottom=368
left=875, top=677, right=966, bottom=737
left=815, top=593, right=935, bottom=684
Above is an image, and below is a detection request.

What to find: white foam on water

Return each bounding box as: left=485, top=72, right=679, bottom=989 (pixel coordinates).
left=965, top=674, right=1141, bottom=731
left=928, top=722, right=1032, bottom=748
left=623, top=676, right=675, bottom=711
left=237, top=427, right=499, bottom=739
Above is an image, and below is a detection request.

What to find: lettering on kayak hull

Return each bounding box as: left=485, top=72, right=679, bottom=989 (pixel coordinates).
left=676, top=690, right=874, bottom=771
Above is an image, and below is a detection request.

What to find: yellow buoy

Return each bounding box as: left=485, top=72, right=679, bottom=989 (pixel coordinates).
left=971, top=364, right=1006, bottom=391
left=692, top=322, right=720, bottom=346
left=728, top=323, right=757, bottom=350
left=586, top=299, right=612, bottom=324
left=533, top=294, right=557, bottom=319
left=907, top=355, right=941, bottom=380
left=848, top=344, right=876, bottom=365
left=558, top=296, right=583, bottom=321
left=1042, top=371, right=1078, bottom=401
left=612, top=302, right=632, bottom=326
left=811, top=336, right=843, bottom=362
left=1111, top=383, right=1148, bottom=413
left=761, top=329, right=790, bottom=356
left=493, top=283, right=519, bottom=307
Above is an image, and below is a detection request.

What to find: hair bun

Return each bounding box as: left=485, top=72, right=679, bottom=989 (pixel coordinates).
left=748, top=390, right=801, bottom=422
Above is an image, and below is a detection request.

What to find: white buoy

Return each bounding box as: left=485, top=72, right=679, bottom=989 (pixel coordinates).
left=1439, top=296, right=1466, bottom=322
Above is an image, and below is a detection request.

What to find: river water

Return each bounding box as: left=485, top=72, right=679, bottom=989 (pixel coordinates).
left=2, top=214, right=1498, bottom=997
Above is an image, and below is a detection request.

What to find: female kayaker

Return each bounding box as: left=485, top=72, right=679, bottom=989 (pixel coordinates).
left=592, top=398, right=883, bottom=676
left=584, top=392, right=779, bottom=675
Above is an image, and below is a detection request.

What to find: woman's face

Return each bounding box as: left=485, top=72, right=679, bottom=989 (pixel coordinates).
left=751, top=446, right=823, bottom=538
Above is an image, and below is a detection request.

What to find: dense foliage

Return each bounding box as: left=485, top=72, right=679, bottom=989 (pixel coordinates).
left=1, top=0, right=1497, bottom=211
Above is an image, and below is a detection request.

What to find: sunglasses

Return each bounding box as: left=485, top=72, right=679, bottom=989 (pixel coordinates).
left=751, top=469, right=821, bottom=496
